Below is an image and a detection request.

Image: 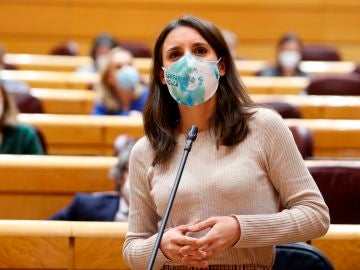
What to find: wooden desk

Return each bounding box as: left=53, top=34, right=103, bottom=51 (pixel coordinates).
left=4, top=53, right=92, bottom=72
left=0, top=155, right=117, bottom=219
left=18, top=114, right=360, bottom=157
left=243, top=76, right=309, bottom=94
left=1, top=157, right=359, bottom=220
left=31, top=88, right=95, bottom=114
left=252, top=94, right=360, bottom=119
left=1, top=68, right=309, bottom=93
left=312, top=224, right=360, bottom=270
left=6, top=53, right=356, bottom=76
left=0, top=70, right=98, bottom=89
left=18, top=114, right=144, bottom=156
left=0, top=220, right=129, bottom=270
left=30, top=88, right=360, bottom=119
left=4, top=54, right=152, bottom=74
left=0, top=221, right=358, bottom=270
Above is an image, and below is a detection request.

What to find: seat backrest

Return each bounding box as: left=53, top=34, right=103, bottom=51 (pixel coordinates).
left=118, top=41, right=152, bottom=58
left=354, top=64, right=360, bottom=76
left=302, top=44, right=341, bottom=61
left=12, top=92, right=44, bottom=113
left=305, top=75, right=360, bottom=95
left=2, top=79, right=44, bottom=113
left=289, top=126, right=313, bottom=159
left=261, top=101, right=302, bottom=119
left=50, top=41, right=79, bottom=56
left=308, top=165, right=360, bottom=224
left=274, top=242, right=334, bottom=270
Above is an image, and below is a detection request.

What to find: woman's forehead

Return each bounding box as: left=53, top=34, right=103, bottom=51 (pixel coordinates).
left=163, top=26, right=208, bottom=50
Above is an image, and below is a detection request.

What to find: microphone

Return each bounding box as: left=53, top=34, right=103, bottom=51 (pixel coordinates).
left=147, top=125, right=198, bottom=270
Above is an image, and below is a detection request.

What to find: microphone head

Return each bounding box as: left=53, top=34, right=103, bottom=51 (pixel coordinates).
left=187, top=125, right=198, bottom=142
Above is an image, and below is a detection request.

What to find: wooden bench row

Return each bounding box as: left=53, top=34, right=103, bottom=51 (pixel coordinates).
left=30, top=88, right=360, bottom=119
left=1, top=69, right=310, bottom=93
left=18, top=114, right=360, bottom=157
left=0, top=220, right=358, bottom=270
left=4, top=54, right=358, bottom=76
left=0, top=156, right=359, bottom=220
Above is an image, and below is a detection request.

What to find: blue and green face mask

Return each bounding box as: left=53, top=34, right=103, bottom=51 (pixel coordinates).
left=162, top=54, right=221, bottom=106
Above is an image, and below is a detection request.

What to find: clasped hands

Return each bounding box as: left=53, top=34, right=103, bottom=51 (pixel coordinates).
left=160, top=216, right=241, bottom=269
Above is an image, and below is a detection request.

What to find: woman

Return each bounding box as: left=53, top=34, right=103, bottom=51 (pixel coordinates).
left=123, top=16, right=329, bottom=269
left=92, top=47, right=149, bottom=116
left=0, top=82, right=44, bottom=154
left=258, top=33, right=307, bottom=77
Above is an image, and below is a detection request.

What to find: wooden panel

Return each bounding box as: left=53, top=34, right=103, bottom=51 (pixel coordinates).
left=0, top=155, right=116, bottom=219
left=75, top=238, right=129, bottom=269
left=0, top=194, right=72, bottom=220
left=313, top=224, right=360, bottom=270
left=0, top=237, right=69, bottom=269
left=285, top=119, right=360, bottom=158
left=0, top=155, right=116, bottom=193
left=1, top=0, right=360, bottom=60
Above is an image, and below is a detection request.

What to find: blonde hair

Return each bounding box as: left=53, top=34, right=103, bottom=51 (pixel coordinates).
left=95, top=47, right=143, bottom=112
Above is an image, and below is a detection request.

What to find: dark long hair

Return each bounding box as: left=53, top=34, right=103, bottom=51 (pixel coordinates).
left=143, top=16, right=255, bottom=165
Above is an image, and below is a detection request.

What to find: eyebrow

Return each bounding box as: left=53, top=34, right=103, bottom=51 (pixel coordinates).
left=165, top=42, right=210, bottom=52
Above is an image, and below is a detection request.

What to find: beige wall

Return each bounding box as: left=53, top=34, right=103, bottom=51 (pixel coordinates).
left=1, top=0, right=360, bottom=60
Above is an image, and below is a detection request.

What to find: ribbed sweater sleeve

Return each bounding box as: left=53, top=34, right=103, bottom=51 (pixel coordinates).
left=123, top=138, right=169, bottom=269
left=234, top=109, right=330, bottom=247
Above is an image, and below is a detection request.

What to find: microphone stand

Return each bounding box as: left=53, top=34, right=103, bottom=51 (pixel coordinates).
left=147, top=125, right=198, bottom=270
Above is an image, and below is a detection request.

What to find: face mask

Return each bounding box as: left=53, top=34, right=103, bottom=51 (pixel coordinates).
left=162, top=54, right=221, bottom=106
left=278, top=50, right=301, bottom=69
left=115, top=66, right=140, bottom=90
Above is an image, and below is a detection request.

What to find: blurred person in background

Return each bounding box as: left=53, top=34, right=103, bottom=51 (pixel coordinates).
left=92, top=47, right=148, bottom=116
left=257, top=33, right=308, bottom=77
left=77, top=33, right=119, bottom=74
left=0, top=81, right=44, bottom=154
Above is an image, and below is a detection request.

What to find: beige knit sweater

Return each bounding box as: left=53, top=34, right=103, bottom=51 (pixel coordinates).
left=123, top=108, right=330, bottom=269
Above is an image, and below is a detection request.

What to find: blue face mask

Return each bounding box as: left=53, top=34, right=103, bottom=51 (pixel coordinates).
left=115, top=66, right=140, bottom=90
left=162, top=54, right=221, bottom=106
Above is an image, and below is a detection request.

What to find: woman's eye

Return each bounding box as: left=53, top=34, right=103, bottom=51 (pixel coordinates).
left=194, top=47, right=208, bottom=55
left=168, top=51, right=181, bottom=59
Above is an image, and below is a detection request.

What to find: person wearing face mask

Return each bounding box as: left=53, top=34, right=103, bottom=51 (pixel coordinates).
left=123, top=16, right=329, bottom=270
left=257, top=33, right=308, bottom=77
left=0, top=81, right=44, bottom=154
left=91, top=47, right=149, bottom=116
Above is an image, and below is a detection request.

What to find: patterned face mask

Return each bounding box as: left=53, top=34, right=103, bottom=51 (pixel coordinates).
left=162, top=54, right=221, bottom=106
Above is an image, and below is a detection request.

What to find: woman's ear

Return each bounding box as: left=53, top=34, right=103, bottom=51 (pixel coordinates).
left=160, top=69, right=166, bottom=84
left=218, top=60, right=226, bottom=76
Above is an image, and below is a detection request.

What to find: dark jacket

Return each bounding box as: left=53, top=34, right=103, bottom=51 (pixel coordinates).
left=49, top=192, right=120, bottom=221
